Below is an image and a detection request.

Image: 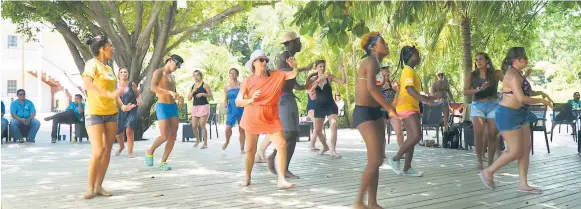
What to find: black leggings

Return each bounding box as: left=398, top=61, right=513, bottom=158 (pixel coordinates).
left=270, top=131, right=298, bottom=171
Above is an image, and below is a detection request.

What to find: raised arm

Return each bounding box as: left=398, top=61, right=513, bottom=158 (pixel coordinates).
left=235, top=79, right=255, bottom=107
left=284, top=57, right=299, bottom=80
left=329, top=67, right=347, bottom=84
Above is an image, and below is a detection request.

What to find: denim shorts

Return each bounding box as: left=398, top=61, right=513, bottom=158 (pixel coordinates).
left=495, top=105, right=529, bottom=132
left=85, top=114, right=118, bottom=127
left=471, top=99, right=499, bottom=119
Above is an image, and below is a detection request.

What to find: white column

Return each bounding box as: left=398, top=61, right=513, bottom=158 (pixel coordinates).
left=37, top=32, right=43, bottom=112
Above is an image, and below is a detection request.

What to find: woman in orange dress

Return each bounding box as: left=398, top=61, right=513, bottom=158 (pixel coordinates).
left=237, top=50, right=299, bottom=189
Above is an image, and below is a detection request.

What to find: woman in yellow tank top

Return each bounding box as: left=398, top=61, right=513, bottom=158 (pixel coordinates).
left=387, top=46, right=439, bottom=177
left=81, top=35, right=135, bottom=199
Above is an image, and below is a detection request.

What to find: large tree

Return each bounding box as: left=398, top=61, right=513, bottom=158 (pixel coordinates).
left=1, top=0, right=272, bottom=140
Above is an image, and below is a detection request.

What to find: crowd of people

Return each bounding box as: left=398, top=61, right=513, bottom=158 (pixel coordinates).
left=0, top=30, right=563, bottom=208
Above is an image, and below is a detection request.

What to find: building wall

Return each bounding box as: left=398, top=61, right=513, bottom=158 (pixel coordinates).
left=1, top=18, right=83, bottom=113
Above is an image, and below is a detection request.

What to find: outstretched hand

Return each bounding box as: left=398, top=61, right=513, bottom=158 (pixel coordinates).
left=122, top=103, right=137, bottom=112
left=286, top=57, right=297, bottom=69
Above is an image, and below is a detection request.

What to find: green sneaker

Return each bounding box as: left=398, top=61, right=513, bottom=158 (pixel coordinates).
left=402, top=168, right=423, bottom=177
left=159, top=162, right=172, bottom=171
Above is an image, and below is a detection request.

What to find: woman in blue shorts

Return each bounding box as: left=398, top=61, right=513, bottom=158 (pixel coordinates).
left=479, top=47, right=552, bottom=194
left=222, top=68, right=245, bottom=154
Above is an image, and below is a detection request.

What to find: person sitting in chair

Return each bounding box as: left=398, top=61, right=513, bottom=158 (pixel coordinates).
left=567, top=92, right=581, bottom=110
left=10, top=89, right=41, bottom=143
left=45, top=94, right=85, bottom=143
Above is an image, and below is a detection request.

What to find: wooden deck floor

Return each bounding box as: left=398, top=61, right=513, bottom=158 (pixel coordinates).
left=2, top=124, right=580, bottom=209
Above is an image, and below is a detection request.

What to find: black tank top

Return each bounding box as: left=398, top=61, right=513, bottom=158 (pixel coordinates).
left=192, top=82, right=209, bottom=106
left=278, top=51, right=296, bottom=95
left=471, top=72, right=498, bottom=100
left=315, top=79, right=334, bottom=108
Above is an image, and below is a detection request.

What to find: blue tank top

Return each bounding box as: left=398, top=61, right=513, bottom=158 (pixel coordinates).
left=227, top=88, right=243, bottom=115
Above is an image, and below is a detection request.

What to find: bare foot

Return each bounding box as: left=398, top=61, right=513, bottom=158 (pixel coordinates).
left=351, top=203, right=367, bottom=209
left=308, top=146, right=320, bottom=152
left=482, top=169, right=495, bottom=187
left=476, top=161, right=484, bottom=170
left=277, top=180, right=295, bottom=189
left=128, top=153, right=134, bottom=158
left=83, top=191, right=96, bottom=199
left=254, top=153, right=265, bottom=163
left=222, top=142, right=229, bottom=150
left=201, top=144, right=208, bottom=149
left=319, top=146, right=330, bottom=155
left=285, top=171, right=300, bottom=179
left=368, top=203, right=385, bottom=209
left=95, top=188, right=112, bottom=197
left=330, top=151, right=342, bottom=158
left=240, top=178, right=251, bottom=187
left=266, top=156, right=277, bottom=175
left=115, top=146, right=124, bottom=156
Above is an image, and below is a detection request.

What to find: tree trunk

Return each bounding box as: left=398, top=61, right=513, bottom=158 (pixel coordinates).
left=461, top=16, right=473, bottom=120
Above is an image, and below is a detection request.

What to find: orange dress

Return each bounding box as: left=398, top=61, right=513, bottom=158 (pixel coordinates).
left=240, top=70, right=288, bottom=135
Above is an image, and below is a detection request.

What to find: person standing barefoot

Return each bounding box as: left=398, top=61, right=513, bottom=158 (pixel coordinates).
left=115, top=67, right=141, bottom=158
left=188, top=70, right=213, bottom=149
left=145, top=55, right=184, bottom=171
left=238, top=50, right=299, bottom=189
left=480, top=47, right=551, bottom=194
left=222, top=68, right=245, bottom=154
left=82, top=35, right=135, bottom=199
left=352, top=32, right=396, bottom=209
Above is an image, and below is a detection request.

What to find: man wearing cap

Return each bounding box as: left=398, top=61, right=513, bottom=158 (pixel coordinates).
left=264, top=31, right=314, bottom=179
left=430, top=72, right=454, bottom=131
left=145, top=54, right=185, bottom=171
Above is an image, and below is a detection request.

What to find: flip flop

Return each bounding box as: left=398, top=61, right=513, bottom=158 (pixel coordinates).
left=479, top=171, right=495, bottom=189
left=518, top=187, right=543, bottom=194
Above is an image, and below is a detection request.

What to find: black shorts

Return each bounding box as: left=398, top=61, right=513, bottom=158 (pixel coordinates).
left=353, top=105, right=382, bottom=127
left=314, top=104, right=338, bottom=118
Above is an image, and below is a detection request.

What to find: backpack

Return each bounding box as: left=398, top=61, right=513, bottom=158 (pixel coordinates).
left=443, top=127, right=460, bottom=149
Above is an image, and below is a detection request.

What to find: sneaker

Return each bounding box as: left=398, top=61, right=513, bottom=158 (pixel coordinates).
left=19, top=139, right=24, bottom=143
left=144, top=152, right=154, bottom=167
left=402, top=168, right=423, bottom=177
left=389, top=157, right=401, bottom=175
left=159, top=162, right=172, bottom=171
left=51, top=138, right=57, bottom=143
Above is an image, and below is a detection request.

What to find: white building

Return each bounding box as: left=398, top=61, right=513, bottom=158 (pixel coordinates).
left=1, top=18, right=84, bottom=113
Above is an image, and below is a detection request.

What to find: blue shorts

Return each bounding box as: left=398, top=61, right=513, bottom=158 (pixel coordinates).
left=471, top=99, right=499, bottom=119
left=226, top=111, right=243, bottom=126
left=495, top=105, right=530, bottom=132
left=156, top=103, right=179, bottom=121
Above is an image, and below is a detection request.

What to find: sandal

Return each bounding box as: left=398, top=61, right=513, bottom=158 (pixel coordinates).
left=517, top=187, right=543, bottom=194
left=479, top=171, right=495, bottom=189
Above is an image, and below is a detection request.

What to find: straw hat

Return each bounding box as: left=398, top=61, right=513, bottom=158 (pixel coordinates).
left=281, top=32, right=299, bottom=44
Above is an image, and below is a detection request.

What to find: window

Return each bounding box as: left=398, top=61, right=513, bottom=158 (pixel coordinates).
left=8, top=35, right=18, bottom=48
left=7, top=80, right=17, bottom=94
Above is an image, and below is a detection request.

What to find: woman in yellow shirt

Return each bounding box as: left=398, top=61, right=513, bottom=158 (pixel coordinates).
left=388, top=46, right=439, bottom=177
left=82, top=35, right=135, bottom=199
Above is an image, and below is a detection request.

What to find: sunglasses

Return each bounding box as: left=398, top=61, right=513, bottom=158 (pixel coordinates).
left=257, top=57, right=269, bottom=63
left=172, top=59, right=182, bottom=68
